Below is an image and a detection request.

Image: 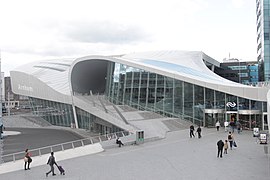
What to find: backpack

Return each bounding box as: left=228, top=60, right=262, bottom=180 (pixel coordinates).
left=228, top=134, right=232, bottom=140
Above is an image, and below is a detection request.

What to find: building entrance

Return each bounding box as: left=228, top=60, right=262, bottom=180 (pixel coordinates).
left=205, top=113, right=224, bottom=127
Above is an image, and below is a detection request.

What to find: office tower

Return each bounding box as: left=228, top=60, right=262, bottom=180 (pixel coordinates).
left=256, top=0, right=270, bottom=81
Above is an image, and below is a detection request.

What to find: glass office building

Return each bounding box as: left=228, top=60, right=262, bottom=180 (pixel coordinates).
left=214, top=60, right=259, bottom=85
left=257, top=0, right=270, bottom=81
left=10, top=51, right=270, bottom=133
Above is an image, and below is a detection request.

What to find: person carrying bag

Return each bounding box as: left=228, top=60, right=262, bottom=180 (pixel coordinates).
left=24, top=149, right=32, bottom=170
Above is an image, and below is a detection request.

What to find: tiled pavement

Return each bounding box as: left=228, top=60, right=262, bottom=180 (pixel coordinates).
left=0, top=128, right=269, bottom=180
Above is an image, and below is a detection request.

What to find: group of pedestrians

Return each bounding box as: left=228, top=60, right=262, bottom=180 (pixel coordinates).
left=189, top=125, right=202, bottom=138
left=189, top=122, right=239, bottom=158
left=23, top=149, right=65, bottom=177
left=216, top=131, right=237, bottom=158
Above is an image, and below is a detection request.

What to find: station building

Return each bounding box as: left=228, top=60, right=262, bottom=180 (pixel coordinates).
left=10, top=51, right=270, bottom=134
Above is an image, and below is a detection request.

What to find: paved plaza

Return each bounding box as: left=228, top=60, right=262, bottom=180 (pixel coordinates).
left=0, top=127, right=269, bottom=180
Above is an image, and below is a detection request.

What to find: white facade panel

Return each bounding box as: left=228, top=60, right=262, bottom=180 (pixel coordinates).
left=10, top=71, right=72, bottom=104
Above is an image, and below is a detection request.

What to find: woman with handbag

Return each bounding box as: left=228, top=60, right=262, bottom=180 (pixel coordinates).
left=24, top=149, right=32, bottom=170
left=228, top=132, right=234, bottom=150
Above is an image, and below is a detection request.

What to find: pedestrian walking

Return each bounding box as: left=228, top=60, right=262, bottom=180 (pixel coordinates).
left=0, top=124, right=3, bottom=139
left=217, top=140, right=224, bottom=158
left=224, top=121, right=229, bottom=132
left=215, top=121, right=220, bottom=131
left=24, top=149, right=32, bottom=170
left=189, top=125, right=195, bottom=138
left=224, top=140, right=228, bottom=154
left=196, top=126, right=202, bottom=138
left=236, top=122, right=242, bottom=134
left=228, top=132, right=234, bottom=150
left=230, top=119, right=235, bottom=133
left=46, top=152, right=57, bottom=177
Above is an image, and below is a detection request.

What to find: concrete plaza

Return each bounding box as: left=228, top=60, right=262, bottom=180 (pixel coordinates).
left=0, top=127, right=269, bottom=180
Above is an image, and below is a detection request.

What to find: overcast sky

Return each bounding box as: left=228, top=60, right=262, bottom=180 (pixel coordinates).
left=0, top=0, right=256, bottom=76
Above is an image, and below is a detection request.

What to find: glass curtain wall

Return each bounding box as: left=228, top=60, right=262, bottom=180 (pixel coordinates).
left=28, top=97, right=73, bottom=127
left=183, top=82, right=193, bottom=122
left=174, top=80, right=183, bottom=115
left=76, top=107, right=95, bottom=130
left=148, top=73, right=157, bottom=110
left=194, top=85, right=204, bottom=125
left=75, top=108, right=123, bottom=134
left=164, top=77, right=174, bottom=116
left=106, top=62, right=266, bottom=128
left=139, top=71, right=148, bottom=109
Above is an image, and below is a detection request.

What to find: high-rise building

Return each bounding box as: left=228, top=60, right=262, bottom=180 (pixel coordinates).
left=256, top=0, right=270, bottom=81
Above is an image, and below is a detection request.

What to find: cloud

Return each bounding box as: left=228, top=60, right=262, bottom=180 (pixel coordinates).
left=232, top=0, right=244, bottom=8
left=62, top=21, right=152, bottom=44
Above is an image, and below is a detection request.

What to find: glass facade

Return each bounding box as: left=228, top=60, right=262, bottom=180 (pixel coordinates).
left=29, top=97, right=124, bottom=134
left=29, top=97, right=74, bottom=127
left=76, top=107, right=123, bottom=134
left=248, top=64, right=259, bottom=83
left=257, top=0, right=270, bottom=81
left=106, top=62, right=268, bottom=130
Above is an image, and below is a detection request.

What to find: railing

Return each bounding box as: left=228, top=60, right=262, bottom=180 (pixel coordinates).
left=75, top=95, right=122, bottom=121
left=112, top=104, right=129, bottom=124
left=246, top=81, right=270, bottom=88
left=1, top=131, right=131, bottom=164
left=105, top=96, right=202, bottom=126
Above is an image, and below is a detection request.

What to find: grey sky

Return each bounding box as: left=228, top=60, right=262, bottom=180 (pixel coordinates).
left=0, top=0, right=256, bottom=76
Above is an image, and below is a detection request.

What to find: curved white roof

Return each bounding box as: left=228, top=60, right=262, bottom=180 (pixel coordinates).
left=11, top=50, right=269, bottom=102
left=12, top=58, right=75, bottom=95
left=120, top=50, right=241, bottom=86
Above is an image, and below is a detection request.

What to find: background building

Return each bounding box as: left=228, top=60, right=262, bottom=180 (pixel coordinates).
left=256, top=0, right=270, bottom=81
left=214, top=58, right=259, bottom=85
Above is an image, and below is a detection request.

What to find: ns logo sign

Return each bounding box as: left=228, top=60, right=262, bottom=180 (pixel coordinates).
left=226, top=102, right=236, bottom=107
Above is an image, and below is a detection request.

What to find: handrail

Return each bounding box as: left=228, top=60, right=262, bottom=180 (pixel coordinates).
left=112, top=104, right=129, bottom=124
left=97, top=95, right=108, bottom=113
left=1, top=130, right=132, bottom=164
left=105, top=96, right=201, bottom=125
left=75, top=95, right=121, bottom=121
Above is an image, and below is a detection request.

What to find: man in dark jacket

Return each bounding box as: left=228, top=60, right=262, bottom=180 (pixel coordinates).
left=46, top=152, right=57, bottom=177
left=196, top=126, right=202, bottom=138
left=189, top=125, right=195, bottom=138
left=217, top=140, right=224, bottom=158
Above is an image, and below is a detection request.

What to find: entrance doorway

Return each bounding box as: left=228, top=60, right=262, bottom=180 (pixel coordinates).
left=205, top=113, right=224, bottom=127
left=226, top=112, right=237, bottom=123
